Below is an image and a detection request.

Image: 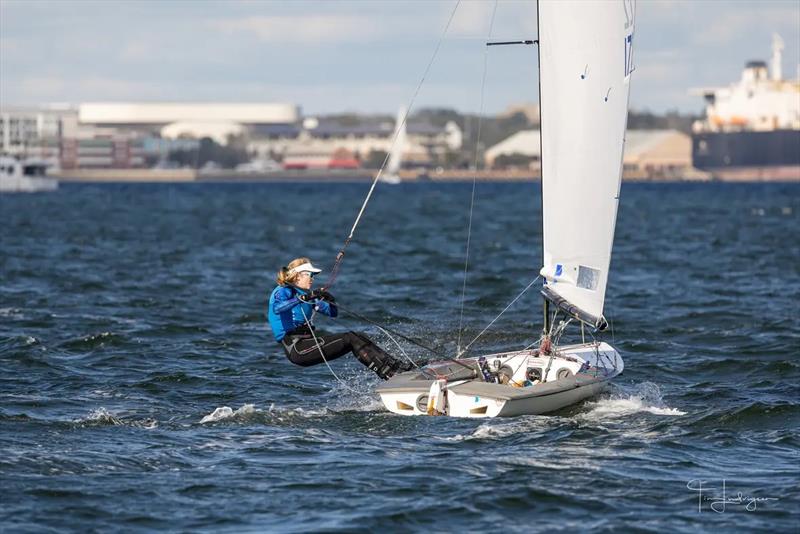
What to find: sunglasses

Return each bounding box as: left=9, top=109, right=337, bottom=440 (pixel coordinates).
left=298, top=271, right=316, bottom=278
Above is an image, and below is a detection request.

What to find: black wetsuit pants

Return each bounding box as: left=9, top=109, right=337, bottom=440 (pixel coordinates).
left=280, top=327, right=412, bottom=379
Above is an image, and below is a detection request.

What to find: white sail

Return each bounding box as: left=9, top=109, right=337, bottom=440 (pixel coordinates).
left=538, top=0, right=635, bottom=327
left=384, top=107, right=407, bottom=179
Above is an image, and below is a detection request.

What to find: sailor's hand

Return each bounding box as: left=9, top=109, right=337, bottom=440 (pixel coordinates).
left=298, top=291, right=318, bottom=302
left=317, top=289, right=336, bottom=303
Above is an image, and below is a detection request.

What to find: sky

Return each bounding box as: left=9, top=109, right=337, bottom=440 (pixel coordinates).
left=1, top=0, right=798, bottom=116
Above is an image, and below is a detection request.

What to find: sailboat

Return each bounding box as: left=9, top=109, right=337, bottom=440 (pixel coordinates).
left=380, top=107, right=407, bottom=184
left=376, top=0, right=635, bottom=417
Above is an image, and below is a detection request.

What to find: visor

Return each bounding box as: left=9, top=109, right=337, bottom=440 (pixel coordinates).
left=288, top=262, right=322, bottom=275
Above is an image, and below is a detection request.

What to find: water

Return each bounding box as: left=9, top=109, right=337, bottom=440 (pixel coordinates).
left=1, top=182, right=798, bottom=532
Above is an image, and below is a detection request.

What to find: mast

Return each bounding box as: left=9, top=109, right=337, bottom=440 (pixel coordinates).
left=536, top=0, right=549, bottom=337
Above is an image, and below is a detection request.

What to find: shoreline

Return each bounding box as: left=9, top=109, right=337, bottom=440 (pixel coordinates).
left=50, top=167, right=800, bottom=183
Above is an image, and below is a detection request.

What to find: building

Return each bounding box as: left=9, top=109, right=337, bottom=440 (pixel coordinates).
left=247, top=117, right=462, bottom=169
left=622, top=130, right=693, bottom=179
left=66, top=102, right=300, bottom=169
left=1, top=101, right=462, bottom=171
left=497, top=103, right=540, bottom=124
left=78, top=102, right=300, bottom=144
left=0, top=105, right=70, bottom=163
left=484, top=129, right=694, bottom=179
left=483, top=130, right=540, bottom=168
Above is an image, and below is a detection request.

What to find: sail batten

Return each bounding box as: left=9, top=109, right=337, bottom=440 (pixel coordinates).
left=538, top=0, right=634, bottom=325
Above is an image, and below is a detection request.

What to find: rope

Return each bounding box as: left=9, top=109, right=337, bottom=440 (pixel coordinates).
left=370, top=323, right=417, bottom=369
left=335, top=302, right=476, bottom=377
left=456, top=0, right=498, bottom=356
left=456, top=275, right=540, bottom=358
left=303, top=300, right=474, bottom=384
left=298, top=306, right=362, bottom=394
left=335, top=302, right=446, bottom=359
left=324, top=0, right=462, bottom=290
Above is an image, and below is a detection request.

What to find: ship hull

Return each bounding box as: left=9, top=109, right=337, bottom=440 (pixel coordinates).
left=692, top=130, right=800, bottom=180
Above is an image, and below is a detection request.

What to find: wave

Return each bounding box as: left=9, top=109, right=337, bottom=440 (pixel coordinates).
left=689, top=401, right=800, bottom=431
left=199, top=403, right=331, bottom=424
left=200, top=404, right=255, bottom=423
left=0, top=334, right=42, bottom=352
left=74, top=407, right=123, bottom=426
left=460, top=420, right=546, bottom=442
left=582, top=382, right=686, bottom=417
left=72, top=408, right=157, bottom=429
left=60, top=332, right=128, bottom=351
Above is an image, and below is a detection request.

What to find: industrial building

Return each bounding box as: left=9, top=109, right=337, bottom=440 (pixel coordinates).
left=78, top=102, right=300, bottom=143
left=484, top=129, right=695, bottom=180
left=0, top=102, right=461, bottom=172
left=247, top=118, right=462, bottom=169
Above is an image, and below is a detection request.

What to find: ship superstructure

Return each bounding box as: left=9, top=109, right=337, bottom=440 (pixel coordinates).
left=692, top=34, right=800, bottom=180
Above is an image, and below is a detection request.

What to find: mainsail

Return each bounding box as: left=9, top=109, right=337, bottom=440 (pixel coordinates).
left=385, top=107, right=408, bottom=177
left=538, top=0, right=635, bottom=328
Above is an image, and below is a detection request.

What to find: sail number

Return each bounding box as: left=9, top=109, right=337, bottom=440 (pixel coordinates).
left=624, top=33, right=634, bottom=77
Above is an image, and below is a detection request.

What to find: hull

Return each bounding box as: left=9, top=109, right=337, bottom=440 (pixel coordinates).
left=0, top=175, right=59, bottom=193
left=379, top=173, right=402, bottom=184
left=699, top=165, right=799, bottom=182
left=692, top=130, right=800, bottom=179
left=377, top=342, right=622, bottom=418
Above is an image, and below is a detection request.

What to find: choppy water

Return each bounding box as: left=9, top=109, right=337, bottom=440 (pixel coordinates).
left=1, top=182, right=798, bottom=532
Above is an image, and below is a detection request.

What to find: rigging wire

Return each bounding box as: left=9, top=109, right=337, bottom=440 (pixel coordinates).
left=310, top=301, right=475, bottom=383
left=456, top=0, right=499, bottom=356
left=299, top=306, right=362, bottom=394
left=456, top=275, right=540, bottom=358
left=324, top=0, right=462, bottom=290
left=337, top=305, right=476, bottom=373
left=369, top=324, right=415, bottom=368
left=334, top=302, right=447, bottom=359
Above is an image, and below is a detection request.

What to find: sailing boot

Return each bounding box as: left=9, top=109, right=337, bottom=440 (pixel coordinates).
left=351, top=336, right=413, bottom=380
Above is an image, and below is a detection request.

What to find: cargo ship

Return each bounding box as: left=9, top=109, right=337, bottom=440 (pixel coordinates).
left=691, top=34, right=800, bottom=181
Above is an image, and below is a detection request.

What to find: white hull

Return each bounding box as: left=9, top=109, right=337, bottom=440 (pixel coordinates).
left=380, top=173, right=402, bottom=184
left=0, top=175, right=59, bottom=193
left=377, top=342, right=622, bottom=418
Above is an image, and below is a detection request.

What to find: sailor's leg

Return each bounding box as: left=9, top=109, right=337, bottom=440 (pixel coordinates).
left=345, top=332, right=414, bottom=380
left=282, top=334, right=351, bottom=367
left=282, top=332, right=414, bottom=379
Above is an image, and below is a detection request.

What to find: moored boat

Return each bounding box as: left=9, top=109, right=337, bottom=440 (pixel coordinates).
left=0, top=156, right=59, bottom=193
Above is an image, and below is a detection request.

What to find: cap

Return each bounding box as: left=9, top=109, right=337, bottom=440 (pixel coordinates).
left=288, top=262, right=322, bottom=275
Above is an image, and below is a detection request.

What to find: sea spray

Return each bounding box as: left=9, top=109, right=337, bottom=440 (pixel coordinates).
left=200, top=404, right=255, bottom=423
left=584, top=382, right=686, bottom=417
left=74, top=408, right=123, bottom=426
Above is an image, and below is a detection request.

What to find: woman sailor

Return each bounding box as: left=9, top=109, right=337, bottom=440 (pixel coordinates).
left=268, top=257, right=413, bottom=379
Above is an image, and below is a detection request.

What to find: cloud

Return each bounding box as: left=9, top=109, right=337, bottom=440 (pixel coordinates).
left=6, top=76, right=168, bottom=104
left=119, top=42, right=151, bottom=62
left=1, top=0, right=798, bottom=115
left=692, top=11, right=756, bottom=46
left=448, top=1, right=537, bottom=40
left=690, top=4, right=798, bottom=47
left=208, top=14, right=381, bottom=44
left=449, top=1, right=492, bottom=37
left=0, top=36, right=20, bottom=55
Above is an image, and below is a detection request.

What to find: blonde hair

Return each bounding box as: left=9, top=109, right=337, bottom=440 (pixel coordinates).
left=276, top=257, right=313, bottom=286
